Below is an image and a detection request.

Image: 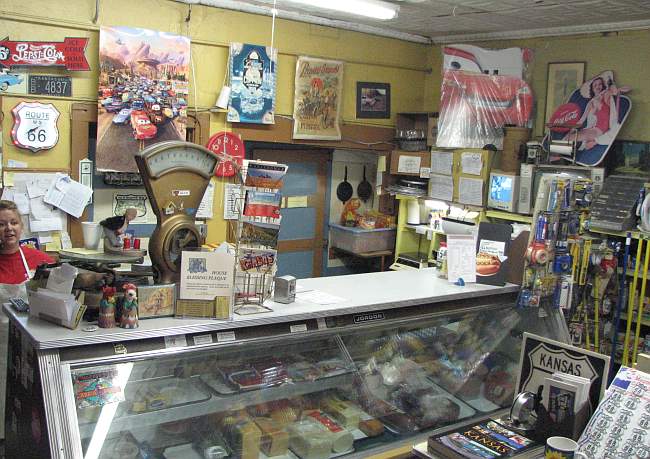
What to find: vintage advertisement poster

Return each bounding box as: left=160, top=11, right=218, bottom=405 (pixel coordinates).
left=96, top=26, right=190, bottom=172
left=227, top=43, right=277, bottom=124
left=544, top=70, right=631, bottom=167
left=292, top=57, right=344, bottom=140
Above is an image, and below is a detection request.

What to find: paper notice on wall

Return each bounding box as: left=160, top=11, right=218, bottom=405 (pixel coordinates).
left=196, top=179, right=216, bottom=219
left=397, top=156, right=421, bottom=174
left=13, top=192, right=30, bottom=215
left=446, top=234, right=477, bottom=283
left=458, top=177, right=484, bottom=206
left=224, top=183, right=242, bottom=220
left=1, top=188, right=14, bottom=201
left=461, top=152, right=483, bottom=175
left=44, top=173, right=93, bottom=218
left=29, top=217, right=62, bottom=232
left=30, top=197, right=59, bottom=220
left=429, top=174, right=454, bottom=202
left=431, top=151, right=453, bottom=175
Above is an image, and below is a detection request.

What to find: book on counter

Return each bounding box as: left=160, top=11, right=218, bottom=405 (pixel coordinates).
left=426, top=419, right=539, bottom=458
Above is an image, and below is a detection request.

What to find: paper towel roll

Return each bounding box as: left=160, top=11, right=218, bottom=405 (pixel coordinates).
left=215, top=86, right=231, bottom=109
left=407, top=200, right=421, bottom=225
left=549, top=144, right=573, bottom=155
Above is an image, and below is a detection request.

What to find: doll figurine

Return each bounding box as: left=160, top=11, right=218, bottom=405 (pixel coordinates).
left=100, top=208, right=138, bottom=252
left=120, top=283, right=139, bottom=329
left=98, top=286, right=117, bottom=328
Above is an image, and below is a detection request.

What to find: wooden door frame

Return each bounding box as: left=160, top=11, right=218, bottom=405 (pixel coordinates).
left=69, top=105, right=211, bottom=247
left=253, top=148, right=330, bottom=277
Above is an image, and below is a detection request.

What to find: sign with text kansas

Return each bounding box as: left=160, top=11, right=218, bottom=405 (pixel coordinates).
left=516, top=333, right=610, bottom=413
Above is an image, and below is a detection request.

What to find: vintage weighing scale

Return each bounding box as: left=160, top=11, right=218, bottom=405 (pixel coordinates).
left=135, top=141, right=218, bottom=283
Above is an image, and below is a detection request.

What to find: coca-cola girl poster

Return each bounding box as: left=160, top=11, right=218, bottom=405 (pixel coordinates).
left=545, top=70, right=631, bottom=166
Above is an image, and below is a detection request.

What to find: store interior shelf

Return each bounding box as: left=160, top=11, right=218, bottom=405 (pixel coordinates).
left=588, top=228, right=644, bottom=239
left=78, top=372, right=354, bottom=439
left=485, top=210, right=533, bottom=224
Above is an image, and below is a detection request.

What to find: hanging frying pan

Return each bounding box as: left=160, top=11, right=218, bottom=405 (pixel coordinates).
left=336, top=166, right=353, bottom=202
left=357, top=166, right=372, bottom=202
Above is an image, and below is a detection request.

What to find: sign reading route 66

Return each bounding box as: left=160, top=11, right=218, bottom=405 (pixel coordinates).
left=11, top=101, right=60, bottom=152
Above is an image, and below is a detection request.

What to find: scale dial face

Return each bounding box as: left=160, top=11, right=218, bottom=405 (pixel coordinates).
left=164, top=226, right=201, bottom=272
left=144, top=142, right=218, bottom=178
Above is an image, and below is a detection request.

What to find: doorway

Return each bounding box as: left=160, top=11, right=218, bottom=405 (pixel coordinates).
left=252, top=148, right=330, bottom=278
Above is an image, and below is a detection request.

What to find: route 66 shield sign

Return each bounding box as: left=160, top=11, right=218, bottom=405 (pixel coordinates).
left=11, top=101, right=60, bottom=152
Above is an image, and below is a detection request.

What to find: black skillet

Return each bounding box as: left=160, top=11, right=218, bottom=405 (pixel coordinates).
left=337, top=166, right=353, bottom=202
left=357, top=166, right=372, bottom=202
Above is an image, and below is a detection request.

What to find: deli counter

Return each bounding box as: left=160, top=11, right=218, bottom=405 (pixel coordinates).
left=4, top=269, right=567, bottom=459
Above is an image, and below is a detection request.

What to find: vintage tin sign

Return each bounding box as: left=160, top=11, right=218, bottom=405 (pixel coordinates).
left=0, top=38, right=89, bottom=71
left=11, top=101, right=60, bottom=152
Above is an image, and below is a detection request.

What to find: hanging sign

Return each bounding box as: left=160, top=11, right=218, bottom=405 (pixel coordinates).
left=11, top=101, right=60, bottom=152
left=206, top=132, right=245, bottom=178
left=0, top=37, right=90, bottom=71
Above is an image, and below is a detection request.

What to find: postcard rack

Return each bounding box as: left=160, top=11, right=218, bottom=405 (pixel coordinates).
left=229, top=159, right=287, bottom=315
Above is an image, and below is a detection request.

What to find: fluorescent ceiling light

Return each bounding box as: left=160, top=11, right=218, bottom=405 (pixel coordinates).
left=284, top=0, right=399, bottom=20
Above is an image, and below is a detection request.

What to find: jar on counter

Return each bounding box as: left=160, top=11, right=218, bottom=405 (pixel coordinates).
left=437, top=241, right=448, bottom=278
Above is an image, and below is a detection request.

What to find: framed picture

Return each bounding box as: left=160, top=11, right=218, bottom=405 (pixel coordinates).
left=137, top=284, right=176, bottom=319
left=356, top=82, right=390, bottom=119
left=544, top=62, right=585, bottom=124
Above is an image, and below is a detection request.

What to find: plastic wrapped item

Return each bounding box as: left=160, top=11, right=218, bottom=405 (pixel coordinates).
left=442, top=45, right=533, bottom=79
left=436, top=70, right=533, bottom=149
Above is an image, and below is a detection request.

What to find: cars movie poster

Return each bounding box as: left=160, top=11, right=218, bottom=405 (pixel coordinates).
left=293, top=57, right=344, bottom=140
left=96, top=26, right=190, bottom=172
left=227, top=43, right=277, bottom=124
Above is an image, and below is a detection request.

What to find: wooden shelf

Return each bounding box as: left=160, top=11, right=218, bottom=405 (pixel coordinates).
left=588, top=228, right=644, bottom=239
left=485, top=210, right=533, bottom=224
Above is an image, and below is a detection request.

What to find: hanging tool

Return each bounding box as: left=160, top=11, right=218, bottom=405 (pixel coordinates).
left=632, top=236, right=650, bottom=365
left=593, top=274, right=600, bottom=353
left=609, top=233, right=631, bottom=384
left=622, top=238, right=643, bottom=365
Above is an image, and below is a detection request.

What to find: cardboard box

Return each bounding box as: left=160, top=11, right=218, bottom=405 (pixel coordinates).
left=390, top=150, right=431, bottom=176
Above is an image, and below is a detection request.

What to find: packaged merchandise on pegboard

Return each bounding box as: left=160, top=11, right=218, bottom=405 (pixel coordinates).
left=518, top=176, right=595, bottom=318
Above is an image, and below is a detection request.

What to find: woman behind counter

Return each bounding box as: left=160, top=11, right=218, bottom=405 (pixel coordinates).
left=0, top=200, right=54, bottom=284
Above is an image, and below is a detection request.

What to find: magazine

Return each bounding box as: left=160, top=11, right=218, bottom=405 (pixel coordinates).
left=428, top=419, right=539, bottom=458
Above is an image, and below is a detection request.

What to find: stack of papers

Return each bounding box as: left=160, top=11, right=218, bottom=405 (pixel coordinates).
left=28, top=288, right=86, bottom=330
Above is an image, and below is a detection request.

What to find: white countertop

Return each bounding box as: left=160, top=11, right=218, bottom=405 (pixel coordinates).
left=5, top=268, right=520, bottom=350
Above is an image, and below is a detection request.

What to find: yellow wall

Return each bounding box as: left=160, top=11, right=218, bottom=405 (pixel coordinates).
left=4, top=1, right=650, bottom=243
left=424, top=29, right=650, bottom=141
left=1, top=0, right=429, bottom=242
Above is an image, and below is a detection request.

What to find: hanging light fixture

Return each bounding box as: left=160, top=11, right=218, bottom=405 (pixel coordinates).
left=284, top=0, right=399, bottom=20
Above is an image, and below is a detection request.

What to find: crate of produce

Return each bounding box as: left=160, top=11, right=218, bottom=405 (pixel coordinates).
left=329, top=224, right=396, bottom=254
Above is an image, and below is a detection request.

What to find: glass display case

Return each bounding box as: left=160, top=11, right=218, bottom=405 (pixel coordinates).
left=5, top=282, right=565, bottom=459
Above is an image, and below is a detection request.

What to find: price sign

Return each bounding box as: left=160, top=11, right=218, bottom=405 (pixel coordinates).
left=29, top=75, right=72, bottom=97
left=11, top=101, right=60, bottom=152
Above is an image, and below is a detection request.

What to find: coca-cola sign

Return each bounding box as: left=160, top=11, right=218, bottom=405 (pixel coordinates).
left=0, top=38, right=90, bottom=71
left=548, top=102, right=581, bottom=133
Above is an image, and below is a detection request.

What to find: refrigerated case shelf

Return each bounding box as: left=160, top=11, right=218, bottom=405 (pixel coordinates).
left=78, top=372, right=355, bottom=438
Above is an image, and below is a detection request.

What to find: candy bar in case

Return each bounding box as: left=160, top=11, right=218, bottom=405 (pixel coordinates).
left=218, top=359, right=290, bottom=391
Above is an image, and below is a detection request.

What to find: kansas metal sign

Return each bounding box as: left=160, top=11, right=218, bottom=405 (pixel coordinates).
left=0, top=38, right=90, bottom=71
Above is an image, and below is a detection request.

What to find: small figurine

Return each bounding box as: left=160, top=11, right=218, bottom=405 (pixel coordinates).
left=120, top=283, right=139, bottom=329
left=100, top=208, right=138, bottom=252
left=98, top=286, right=117, bottom=328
